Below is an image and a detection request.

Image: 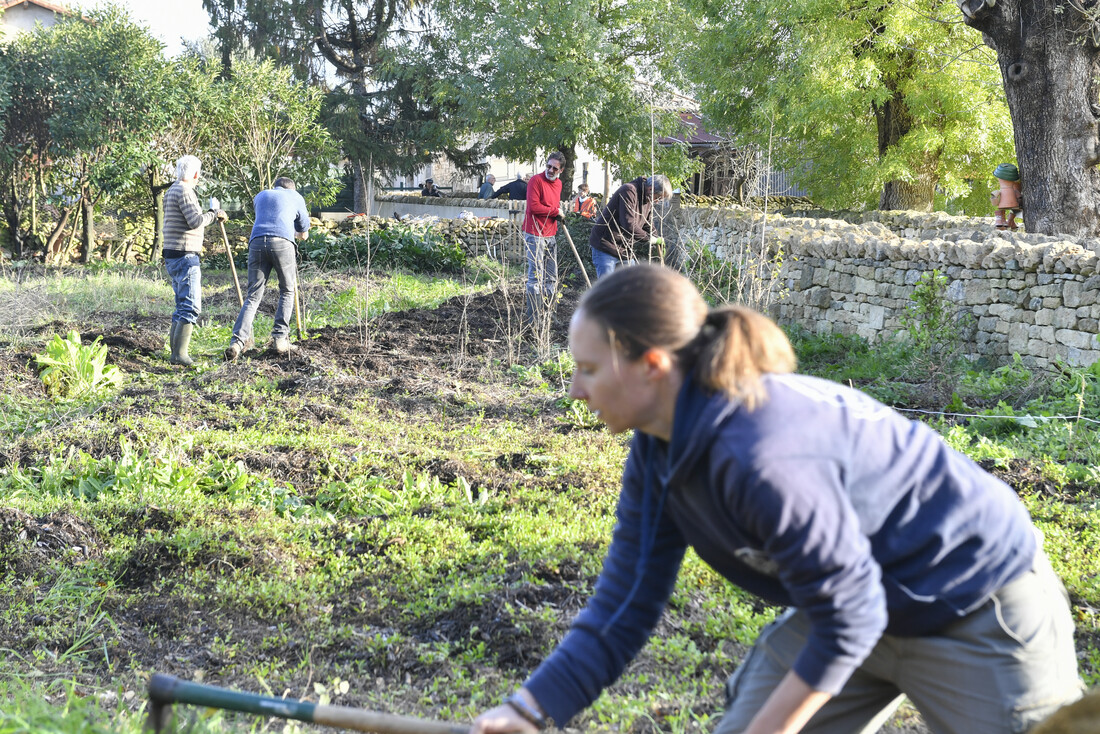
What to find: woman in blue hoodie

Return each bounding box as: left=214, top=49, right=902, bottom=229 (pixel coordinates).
left=471, top=265, right=1082, bottom=734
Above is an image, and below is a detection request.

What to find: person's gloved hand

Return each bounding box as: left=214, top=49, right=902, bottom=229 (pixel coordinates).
left=652, top=236, right=665, bottom=247
left=215, top=209, right=229, bottom=222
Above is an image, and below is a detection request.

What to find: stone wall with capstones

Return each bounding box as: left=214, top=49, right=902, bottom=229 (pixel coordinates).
left=671, top=203, right=1100, bottom=369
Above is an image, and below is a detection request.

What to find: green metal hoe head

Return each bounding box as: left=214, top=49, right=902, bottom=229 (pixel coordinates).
left=143, top=671, right=468, bottom=734
left=145, top=674, right=179, bottom=734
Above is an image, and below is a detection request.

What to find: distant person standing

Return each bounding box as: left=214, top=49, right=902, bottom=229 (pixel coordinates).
left=162, top=154, right=227, bottom=366
left=225, top=177, right=311, bottom=361
left=479, top=174, right=496, bottom=199
left=523, top=153, right=565, bottom=325
left=492, top=173, right=530, bottom=201
left=589, top=175, right=671, bottom=279
left=571, top=183, right=598, bottom=219
left=422, top=178, right=443, bottom=197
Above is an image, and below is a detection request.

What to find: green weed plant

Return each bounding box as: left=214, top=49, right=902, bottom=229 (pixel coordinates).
left=34, top=331, right=123, bottom=401
left=900, top=270, right=974, bottom=394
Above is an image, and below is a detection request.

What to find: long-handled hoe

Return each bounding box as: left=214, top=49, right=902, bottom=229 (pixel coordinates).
left=146, top=673, right=467, bottom=734
left=210, top=197, right=243, bottom=307
left=558, top=224, right=591, bottom=289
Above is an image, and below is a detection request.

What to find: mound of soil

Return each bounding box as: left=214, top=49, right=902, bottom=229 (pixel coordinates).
left=0, top=508, right=100, bottom=576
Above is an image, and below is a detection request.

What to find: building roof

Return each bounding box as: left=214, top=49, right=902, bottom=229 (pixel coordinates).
left=1, top=0, right=72, bottom=14
left=657, top=112, right=730, bottom=147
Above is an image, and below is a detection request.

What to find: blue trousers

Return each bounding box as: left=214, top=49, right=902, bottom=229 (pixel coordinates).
left=591, top=247, right=635, bottom=279
left=524, top=233, right=558, bottom=298
left=231, top=235, right=298, bottom=345
left=164, top=253, right=202, bottom=324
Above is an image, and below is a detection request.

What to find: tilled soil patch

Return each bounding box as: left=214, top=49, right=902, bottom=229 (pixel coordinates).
left=0, top=508, right=101, bottom=576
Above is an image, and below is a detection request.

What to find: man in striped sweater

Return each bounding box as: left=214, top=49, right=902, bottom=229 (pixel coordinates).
left=163, top=155, right=227, bottom=366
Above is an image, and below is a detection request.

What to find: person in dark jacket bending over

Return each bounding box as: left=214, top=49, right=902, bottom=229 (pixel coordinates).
left=224, top=177, right=310, bottom=359
left=589, top=175, right=671, bottom=278
left=470, top=265, right=1083, bottom=734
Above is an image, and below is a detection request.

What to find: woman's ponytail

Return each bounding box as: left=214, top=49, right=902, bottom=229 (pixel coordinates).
left=685, top=306, right=797, bottom=410
left=578, top=265, right=796, bottom=410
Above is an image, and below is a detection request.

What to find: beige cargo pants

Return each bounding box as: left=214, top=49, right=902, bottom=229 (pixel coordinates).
left=715, top=551, right=1084, bottom=734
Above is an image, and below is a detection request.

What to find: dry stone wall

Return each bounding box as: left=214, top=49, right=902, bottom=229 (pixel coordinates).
left=373, top=193, right=523, bottom=222
left=370, top=194, right=529, bottom=264
left=673, top=204, right=1100, bottom=369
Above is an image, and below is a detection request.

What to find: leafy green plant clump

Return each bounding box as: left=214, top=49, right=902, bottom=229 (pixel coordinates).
left=34, top=331, right=123, bottom=400
left=301, top=222, right=466, bottom=272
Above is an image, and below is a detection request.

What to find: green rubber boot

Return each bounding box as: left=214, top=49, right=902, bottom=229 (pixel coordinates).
left=168, top=321, right=178, bottom=358
left=170, top=322, right=194, bottom=366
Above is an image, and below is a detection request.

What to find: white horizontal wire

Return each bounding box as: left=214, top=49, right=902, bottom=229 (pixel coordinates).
left=896, top=407, right=1100, bottom=426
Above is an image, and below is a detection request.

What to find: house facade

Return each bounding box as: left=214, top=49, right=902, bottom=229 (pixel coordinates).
left=0, top=0, right=71, bottom=40
left=659, top=112, right=808, bottom=200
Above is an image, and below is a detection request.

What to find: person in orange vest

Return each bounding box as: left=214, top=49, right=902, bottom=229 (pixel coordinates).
left=571, top=184, right=598, bottom=219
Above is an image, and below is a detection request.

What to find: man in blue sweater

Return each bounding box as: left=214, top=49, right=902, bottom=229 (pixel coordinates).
left=225, top=177, right=311, bottom=360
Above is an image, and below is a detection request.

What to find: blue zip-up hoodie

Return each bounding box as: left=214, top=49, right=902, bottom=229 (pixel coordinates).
left=525, top=373, right=1036, bottom=726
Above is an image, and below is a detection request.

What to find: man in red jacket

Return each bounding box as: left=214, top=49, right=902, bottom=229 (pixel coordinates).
left=523, top=151, right=566, bottom=325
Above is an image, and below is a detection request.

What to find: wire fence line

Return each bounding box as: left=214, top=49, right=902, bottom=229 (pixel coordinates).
left=895, top=406, right=1100, bottom=426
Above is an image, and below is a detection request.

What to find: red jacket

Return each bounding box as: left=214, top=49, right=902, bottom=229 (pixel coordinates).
left=523, top=172, right=562, bottom=237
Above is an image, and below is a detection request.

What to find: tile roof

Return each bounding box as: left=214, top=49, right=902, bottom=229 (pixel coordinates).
left=657, top=112, right=730, bottom=147
left=1, top=0, right=72, bottom=14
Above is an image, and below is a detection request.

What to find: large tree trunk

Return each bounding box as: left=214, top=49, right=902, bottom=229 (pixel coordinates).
left=874, top=87, right=937, bottom=211
left=353, top=159, right=370, bottom=213
left=962, top=0, right=1100, bottom=237
left=4, top=170, right=26, bottom=258
left=557, top=143, right=577, bottom=201
left=44, top=204, right=75, bottom=264
left=879, top=154, right=938, bottom=211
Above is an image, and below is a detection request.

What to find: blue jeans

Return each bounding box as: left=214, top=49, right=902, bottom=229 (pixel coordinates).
left=232, top=235, right=298, bottom=345
left=524, top=233, right=558, bottom=298
left=592, top=247, right=635, bottom=279
left=164, top=253, right=202, bottom=324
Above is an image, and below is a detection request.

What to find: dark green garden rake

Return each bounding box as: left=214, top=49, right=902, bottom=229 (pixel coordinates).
left=146, top=673, right=467, bottom=734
